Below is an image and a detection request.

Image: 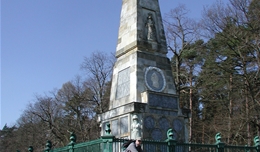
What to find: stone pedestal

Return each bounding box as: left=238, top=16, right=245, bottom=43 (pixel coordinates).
left=100, top=90, right=186, bottom=141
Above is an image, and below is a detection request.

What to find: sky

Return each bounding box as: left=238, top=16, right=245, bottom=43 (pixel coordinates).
left=1, top=0, right=229, bottom=129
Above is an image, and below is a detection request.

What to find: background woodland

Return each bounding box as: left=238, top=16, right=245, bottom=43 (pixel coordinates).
left=1, top=0, right=259, bottom=151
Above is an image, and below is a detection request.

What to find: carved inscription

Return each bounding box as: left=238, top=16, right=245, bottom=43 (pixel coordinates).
left=120, top=116, right=128, bottom=134
left=149, top=109, right=178, bottom=116
left=111, top=119, right=119, bottom=136
left=116, top=67, right=130, bottom=99
left=148, top=93, right=178, bottom=109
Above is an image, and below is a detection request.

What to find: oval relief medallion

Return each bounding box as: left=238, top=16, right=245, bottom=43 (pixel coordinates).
left=145, top=67, right=166, bottom=92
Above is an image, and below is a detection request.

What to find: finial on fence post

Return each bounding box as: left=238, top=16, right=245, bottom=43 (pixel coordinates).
left=215, top=132, right=222, bottom=144
left=101, top=123, right=115, bottom=152
left=69, top=132, right=77, bottom=145
left=28, top=146, right=33, bottom=152
left=68, top=131, right=76, bottom=152
left=44, top=140, right=52, bottom=152
left=254, top=136, right=260, bottom=146
left=254, top=136, right=260, bottom=152
left=215, top=132, right=225, bottom=152
left=165, top=129, right=177, bottom=152
left=105, top=123, right=111, bottom=135
left=167, top=129, right=174, bottom=140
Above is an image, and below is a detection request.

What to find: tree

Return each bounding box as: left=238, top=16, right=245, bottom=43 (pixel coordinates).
left=80, top=51, right=115, bottom=114
left=26, top=94, right=68, bottom=147
left=199, top=0, right=260, bottom=145
left=164, top=4, right=201, bottom=96
left=0, top=51, right=116, bottom=151
left=0, top=124, right=18, bottom=152
left=55, top=76, right=99, bottom=141
left=164, top=4, right=203, bottom=142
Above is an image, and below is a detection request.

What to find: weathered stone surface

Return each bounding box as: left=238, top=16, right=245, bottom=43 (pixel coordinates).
left=148, top=93, right=178, bottom=109
left=145, top=67, right=166, bottom=92
left=116, top=0, right=167, bottom=58
left=101, top=102, right=147, bottom=120
left=116, top=67, right=130, bottom=99
left=142, top=113, right=185, bottom=141
left=159, top=117, right=170, bottom=131
left=111, top=119, right=119, bottom=136
left=120, top=116, right=129, bottom=134
left=99, top=0, right=188, bottom=142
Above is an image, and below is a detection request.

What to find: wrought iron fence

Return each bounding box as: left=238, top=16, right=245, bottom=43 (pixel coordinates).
left=44, top=137, right=259, bottom=152
left=23, top=125, right=260, bottom=152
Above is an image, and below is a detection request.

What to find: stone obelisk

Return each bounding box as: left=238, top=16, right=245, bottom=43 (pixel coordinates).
left=99, top=0, right=188, bottom=142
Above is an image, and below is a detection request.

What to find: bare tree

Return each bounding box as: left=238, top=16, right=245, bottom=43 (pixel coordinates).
left=27, top=95, right=68, bottom=146
left=164, top=4, right=202, bottom=143
left=0, top=51, right=115, bottom=151
left=55, top=76, right=99, bottom=141
left=80, top=51, right=115, bottom=114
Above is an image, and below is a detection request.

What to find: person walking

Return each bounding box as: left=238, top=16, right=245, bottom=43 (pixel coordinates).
left=125, top=137, right=143, bottom=152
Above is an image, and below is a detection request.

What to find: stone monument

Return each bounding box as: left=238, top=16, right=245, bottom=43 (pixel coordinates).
left=99, top=0, right=188, bottom=142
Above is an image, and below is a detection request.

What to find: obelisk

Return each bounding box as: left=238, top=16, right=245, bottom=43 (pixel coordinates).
left=99, top=0, right=187, bottom=142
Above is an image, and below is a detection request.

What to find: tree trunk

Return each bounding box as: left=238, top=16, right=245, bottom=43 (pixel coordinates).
left=189, top=69, right=193, bottom=142
left=228, top=74, right=233, bottom=144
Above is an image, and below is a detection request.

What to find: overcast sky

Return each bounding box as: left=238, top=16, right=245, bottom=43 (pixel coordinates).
left=1, top=0, right=229, bottom=129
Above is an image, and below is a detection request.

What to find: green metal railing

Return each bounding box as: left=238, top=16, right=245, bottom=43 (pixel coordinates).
left=26, top=136, right=260, bottom=152
left=43, top=136, right=259, bottom=152
left=22, top=124, right=260, bottom=152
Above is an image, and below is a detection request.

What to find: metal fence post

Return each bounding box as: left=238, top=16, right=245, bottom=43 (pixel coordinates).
left=254, top=136, right=260, bottom=152
left=166, top=139, right=176, bottom=152
left=28, top=146, right=33, bottom=152
left=68, top=132, right=76, bottom=152
left=244, top=145, right=250, bottom=152
left=101, top=123, right=115, bottom=152
left=101, top=135, right=115, bottom=152
left=215, top=133, right=225, bottom=152
left=256, top=145, right=260, bottom=152
left=166, top=129, right=177, bottom=152
left=44, top=140, right=52, bottom=152
left=216, top=142, right=225, bottom=152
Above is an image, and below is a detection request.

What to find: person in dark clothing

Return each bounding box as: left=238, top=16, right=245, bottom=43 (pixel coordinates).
left=125, top=137, right=143, bottom=152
